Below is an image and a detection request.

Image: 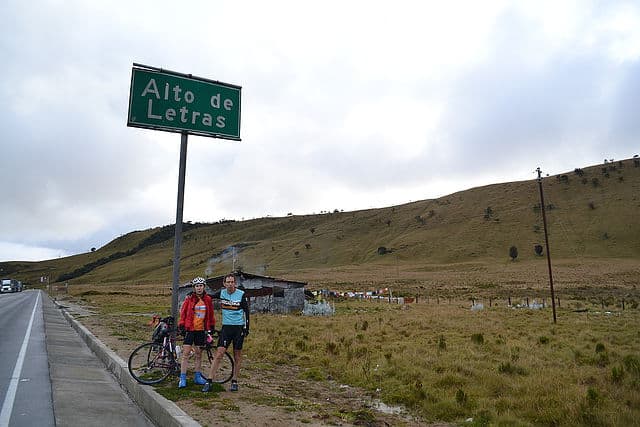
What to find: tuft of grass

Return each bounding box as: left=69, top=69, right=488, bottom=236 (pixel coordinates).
left=455, top=388, right=468, bottom=405
left=586, top=387, right=600, bottom=406
left=325, top=341, right=339, bottom=355
left=438, top=335, right=447, bottom=350
left=471, top=333, right=484, bottom=345
left=434, top=374, right=466, bottom=389
left=334, top=408, right=376, bottom=424
left=623, top=354, right=640, bottom=378
left=611, top=365, right=625, bottom=383
left=300, top=367, right=325, bottom=381
left=497, top=362, right=528, bottom=376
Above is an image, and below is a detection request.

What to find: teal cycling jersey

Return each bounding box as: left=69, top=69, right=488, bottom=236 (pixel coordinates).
left=216, top=288, right=249, bottom=327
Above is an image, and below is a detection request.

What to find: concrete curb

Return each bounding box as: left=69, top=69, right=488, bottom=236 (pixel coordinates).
left=51, top=297, right=199, bottom=427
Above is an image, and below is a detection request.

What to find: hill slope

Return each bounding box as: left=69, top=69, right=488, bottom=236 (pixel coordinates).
left=3, top=158, right=639, bottom=288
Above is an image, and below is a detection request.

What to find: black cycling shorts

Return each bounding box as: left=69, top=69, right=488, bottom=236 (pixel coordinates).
left=184, top=330, right=206, bottom=346
left=217, top=325, right=245, bottom=350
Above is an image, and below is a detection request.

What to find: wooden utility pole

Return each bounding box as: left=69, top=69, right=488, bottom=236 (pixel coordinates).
left=537, top=167, right=557, bottom=323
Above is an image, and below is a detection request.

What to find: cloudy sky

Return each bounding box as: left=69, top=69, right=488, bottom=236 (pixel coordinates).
left=1, top=1, right=639, bottom=262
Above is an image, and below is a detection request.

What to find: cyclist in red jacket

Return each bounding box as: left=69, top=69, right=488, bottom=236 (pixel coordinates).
left=177, top=277, right=215, bottom=388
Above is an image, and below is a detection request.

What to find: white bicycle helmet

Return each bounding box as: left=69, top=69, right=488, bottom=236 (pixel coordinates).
left=192, top=276, right=206, bottom=286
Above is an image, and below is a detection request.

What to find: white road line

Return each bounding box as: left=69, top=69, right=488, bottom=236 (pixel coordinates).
left=0, top=291, right=41, bottom=427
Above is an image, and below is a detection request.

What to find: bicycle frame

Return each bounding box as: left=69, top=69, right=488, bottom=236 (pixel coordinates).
left=128, top=325, right=234, bottom=385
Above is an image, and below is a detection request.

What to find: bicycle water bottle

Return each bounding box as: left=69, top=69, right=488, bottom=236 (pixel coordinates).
left=175, top=345, right=182, bottom=359
left=206, top=332, right=213, bottom=345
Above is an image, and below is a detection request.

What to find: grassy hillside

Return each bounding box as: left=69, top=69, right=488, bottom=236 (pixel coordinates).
left=3, top=157, right=639, bottom=291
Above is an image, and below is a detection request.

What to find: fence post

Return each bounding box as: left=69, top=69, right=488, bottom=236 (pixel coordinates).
left=622, top=299, right=625, bottom=310
left=526, top=297, right=529, bottom=307
left=508, top=296, right=511, bottom=306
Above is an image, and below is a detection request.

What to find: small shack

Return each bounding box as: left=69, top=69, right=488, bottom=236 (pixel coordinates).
left=177, top=271, right=306, bottom=314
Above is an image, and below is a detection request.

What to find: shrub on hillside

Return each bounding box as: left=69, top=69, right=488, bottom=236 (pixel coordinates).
left=484, top=206, right=493, bottom=219
left=377, top=246, right=392, bottom=255
left=509, top=246, right=518, bottom=261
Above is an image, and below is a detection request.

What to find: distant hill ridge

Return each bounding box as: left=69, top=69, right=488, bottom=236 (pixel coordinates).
left=3, top=157, right=639, bottom=285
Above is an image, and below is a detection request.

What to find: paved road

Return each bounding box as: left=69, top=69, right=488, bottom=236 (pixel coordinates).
left=0, top=290, right=54, bottom=427
left=0, top=290, right=155, bottom=427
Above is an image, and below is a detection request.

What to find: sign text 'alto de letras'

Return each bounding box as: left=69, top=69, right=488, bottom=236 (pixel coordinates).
left=127, top=67, right=241, bottom=140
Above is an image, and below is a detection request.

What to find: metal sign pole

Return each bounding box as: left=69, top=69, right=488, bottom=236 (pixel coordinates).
left=171, top=132, right=189, bottom=323
left=536, top=167, right=557, bottom=323
left=127, top=64, right=241, bottom=324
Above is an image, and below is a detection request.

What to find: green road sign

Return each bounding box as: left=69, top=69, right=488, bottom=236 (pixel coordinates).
left=127, top=66, right=241, bottom=140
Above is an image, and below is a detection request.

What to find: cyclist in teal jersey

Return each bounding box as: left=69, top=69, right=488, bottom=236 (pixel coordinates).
left=203, top=273, right=250, bottom=392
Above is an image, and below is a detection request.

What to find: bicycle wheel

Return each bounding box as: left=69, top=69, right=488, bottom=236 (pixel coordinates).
left=204, top=348, right=234, bottom=384
left=128, top=342, right=175, bottom=384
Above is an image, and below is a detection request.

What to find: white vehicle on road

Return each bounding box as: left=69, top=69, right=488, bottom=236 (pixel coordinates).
left=1, top=278, right=22, bottom=293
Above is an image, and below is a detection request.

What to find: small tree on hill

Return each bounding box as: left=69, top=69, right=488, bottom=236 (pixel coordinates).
left=509, top=246, right=518, bottom=261
left=534, top=244, right=543, bottom=256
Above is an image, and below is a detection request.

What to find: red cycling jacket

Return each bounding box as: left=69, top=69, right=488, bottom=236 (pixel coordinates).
left=178, top=292, right=215, bottom=331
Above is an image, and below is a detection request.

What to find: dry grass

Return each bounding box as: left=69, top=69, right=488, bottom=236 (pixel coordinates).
left=248, top=300, right=640, bottom=425
left=53, top=260, right=640, bottom=426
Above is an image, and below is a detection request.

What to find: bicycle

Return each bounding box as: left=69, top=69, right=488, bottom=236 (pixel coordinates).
left=127, top=316, right=234, bottom=385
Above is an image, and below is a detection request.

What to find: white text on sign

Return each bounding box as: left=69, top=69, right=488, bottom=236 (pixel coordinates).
left=141, top=78, right=234, bottom=128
